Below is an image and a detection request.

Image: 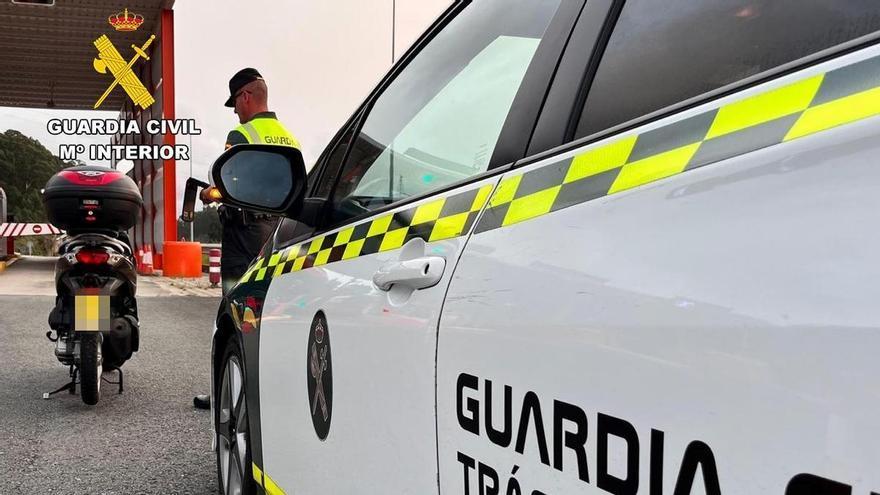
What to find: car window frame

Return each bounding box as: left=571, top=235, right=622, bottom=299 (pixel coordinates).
left=526, top=0, right=620, bottom=156
left=308, top=0, right=587, bottom=234
left=525, top=0, right=880, bottom=168
left=308, top=108, right=363, bottom=200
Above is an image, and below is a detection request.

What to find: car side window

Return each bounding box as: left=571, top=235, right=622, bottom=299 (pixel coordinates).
left=274, top=217, right=311, bottom=246
left=313, top=125, right=356, bottom=200
left=576, top=0, right=880, bottom=139
left=275, top=123, right=359, bottom=246
left=324, top=0, right=563, bottom=227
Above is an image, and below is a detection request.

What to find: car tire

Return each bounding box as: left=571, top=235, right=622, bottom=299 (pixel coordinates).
left=79, top=333, right=102, bottom=406
left=215, top=338, right=256, bottom=495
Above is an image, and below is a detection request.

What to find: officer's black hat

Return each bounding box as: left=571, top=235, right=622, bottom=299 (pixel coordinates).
left=224, top=68, right=264, bottom=107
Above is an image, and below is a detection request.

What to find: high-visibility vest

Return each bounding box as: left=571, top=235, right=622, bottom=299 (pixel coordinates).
left=234, top=116, right=300, bottom=148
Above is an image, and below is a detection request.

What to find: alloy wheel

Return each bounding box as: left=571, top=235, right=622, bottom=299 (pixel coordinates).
left=217, top=356, right=248, bottom=495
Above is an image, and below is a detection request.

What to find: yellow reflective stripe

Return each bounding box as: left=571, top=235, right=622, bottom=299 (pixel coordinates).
left=252, top=463, right=264, bottom=487
left=240, top=258, right=264, bottom=282
left=273, top=262, right=286, bottom=279
left=785, top=85, right=880, bottom=141
left=564, top=135, right=637, bottom=184
left=706, top=74, right=824, bottom=139
left=314, top=248, right=332, bottom=266
left=239, top=122, right=260, bottom=144
left=412, top=198, right=446, bottom=225
left=503, top=186, right=562, bottom=227
left=609, top=142, right=701, bottom=194
left=458, top=54, right=880, bottom=236
left=292, top=255, right=307, bottom=271
left=367, top=216, right=393, bottom=237
left=380, top=227, right=409, bottom=251
left=342, top=238, right=365, bottom=259
left=286, top=245, right=302, bottom=262
left=489, top=175, right=522, bottom=207
left=334, top=227, right=355, bottom=246
left=268, top=251, right=283, bottom=267
left=430, top=212, right=469, bottom=241
left=250, top=256, right=268, bottom=281
left=470, top=184, right=494, bottom=211
left=307, top=237, right=324, bottom=255
left=237, top=181, right=495, bottom=284
left=263, top=473, right=286, bottom=495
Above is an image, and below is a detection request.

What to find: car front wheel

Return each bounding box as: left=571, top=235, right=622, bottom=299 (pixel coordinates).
left=215, top=339, right=255, bottom=495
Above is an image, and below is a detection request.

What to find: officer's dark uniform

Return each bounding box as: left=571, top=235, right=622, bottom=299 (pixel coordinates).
left=195, top=69, right=300, bottom=410
left=219, top=111, right=300, bottom=293
left=218, top=70, right=300, bottom=295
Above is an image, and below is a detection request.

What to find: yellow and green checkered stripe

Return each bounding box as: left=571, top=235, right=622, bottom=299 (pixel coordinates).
left=240, top=184, right=494, bottom=284
left=475, top=53, right=880, bottom=233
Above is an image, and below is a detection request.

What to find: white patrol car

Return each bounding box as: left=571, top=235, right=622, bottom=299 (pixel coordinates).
left=205, top=0, right=880, bottom=494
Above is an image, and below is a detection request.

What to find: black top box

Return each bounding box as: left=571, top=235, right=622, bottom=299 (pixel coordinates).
left=43, top=166, right=143, bottom=233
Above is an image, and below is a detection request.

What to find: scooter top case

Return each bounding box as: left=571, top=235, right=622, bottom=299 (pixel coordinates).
left=43, top=165, right=142, bottom=233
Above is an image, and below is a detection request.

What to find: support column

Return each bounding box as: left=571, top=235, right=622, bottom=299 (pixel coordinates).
left=158, top=8, right=176, bottom=270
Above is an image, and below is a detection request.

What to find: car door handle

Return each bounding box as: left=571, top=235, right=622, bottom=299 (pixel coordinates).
left=372, top=256, right=446, bottom=291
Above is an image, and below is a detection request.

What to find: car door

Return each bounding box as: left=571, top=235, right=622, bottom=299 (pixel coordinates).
left=438, top=1, right=880, bottom=494
left=253, top=1, right=578, bottom=492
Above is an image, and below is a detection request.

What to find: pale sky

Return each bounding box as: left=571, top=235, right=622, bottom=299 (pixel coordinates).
left=0, top=0, right=451, bottom=210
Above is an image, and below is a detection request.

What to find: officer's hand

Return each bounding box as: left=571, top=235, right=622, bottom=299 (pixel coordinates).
left=200, top=186, right=220, bottom=204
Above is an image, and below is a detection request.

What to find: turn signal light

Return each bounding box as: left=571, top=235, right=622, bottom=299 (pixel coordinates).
left=76, top=249, right=110, bottom=265
left=208, top=188, right=223, bottom=201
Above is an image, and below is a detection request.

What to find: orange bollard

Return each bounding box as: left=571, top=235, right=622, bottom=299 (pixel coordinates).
left=162, top=241, right=202, bottom=278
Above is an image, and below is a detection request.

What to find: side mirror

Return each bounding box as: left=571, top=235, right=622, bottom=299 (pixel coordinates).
left=211, top=144, right=308, bottom=217
left=180, top=177, right=210, bottom=223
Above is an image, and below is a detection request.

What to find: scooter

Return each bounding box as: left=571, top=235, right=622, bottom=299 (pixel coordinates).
left=42, top=166, right=143, bottom=405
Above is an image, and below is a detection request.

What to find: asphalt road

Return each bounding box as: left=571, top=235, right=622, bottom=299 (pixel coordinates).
left=0, top=257, right=221, bottom=494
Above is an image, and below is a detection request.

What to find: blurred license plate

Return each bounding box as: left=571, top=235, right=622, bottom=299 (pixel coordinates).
left=74, top=294, right=110, bottom=332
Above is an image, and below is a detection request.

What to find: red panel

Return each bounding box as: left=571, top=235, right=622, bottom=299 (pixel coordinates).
left=159, top=8, right=176, bottom=270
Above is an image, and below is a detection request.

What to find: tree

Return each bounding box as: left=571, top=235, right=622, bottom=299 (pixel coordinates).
left=177, top=205, right=221, bottom=243
left=0, top=130, right=71, bottom=256
left=0, top=129, right=69, bottom=223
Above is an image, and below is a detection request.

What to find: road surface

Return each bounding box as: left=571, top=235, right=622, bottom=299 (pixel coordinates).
left=0, top=256, right=221, bottom=494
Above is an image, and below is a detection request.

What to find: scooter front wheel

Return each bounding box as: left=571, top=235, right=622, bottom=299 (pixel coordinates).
left=79, top=333, right=102, bottom=405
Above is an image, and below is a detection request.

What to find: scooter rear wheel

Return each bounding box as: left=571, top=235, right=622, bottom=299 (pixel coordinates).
left=80, top=333, right=102, bottom=405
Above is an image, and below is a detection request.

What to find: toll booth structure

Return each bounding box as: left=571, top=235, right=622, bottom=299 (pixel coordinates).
left=0, top=1, right=176, bottom=272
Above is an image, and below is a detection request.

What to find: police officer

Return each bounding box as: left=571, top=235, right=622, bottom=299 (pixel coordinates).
left=194, top=68, right=300, bottom=410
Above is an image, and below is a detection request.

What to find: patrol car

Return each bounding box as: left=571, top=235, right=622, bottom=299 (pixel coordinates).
left=206, top=1, right=880, bottom=493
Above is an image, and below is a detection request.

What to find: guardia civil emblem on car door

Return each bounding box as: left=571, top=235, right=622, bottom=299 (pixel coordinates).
left=307, top=311, right=333, bottom=440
